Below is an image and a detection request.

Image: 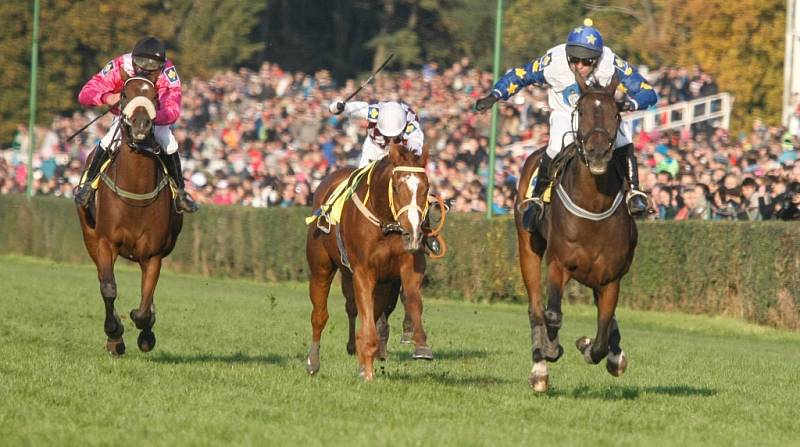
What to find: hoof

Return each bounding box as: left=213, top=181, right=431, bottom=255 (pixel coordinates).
left=412, top=346, right=434, bottom=360
left=378, top=341, right=388, bottom=361
left=528, top=373, right=549, bottom=393
left=358, top=365, right=374, bottom=381
left=399, top=332, right=414, bottom=344
left=306, top=342, right=320, bottom=376
left=576, top=336, right=594, bottom=364
left=106, top=338, right=126, bottom=357
left=346, top=342, right=356, bottom=356
left=606, top=350, right=628, bottom=377
left=137, top=329, right=156, bottom=353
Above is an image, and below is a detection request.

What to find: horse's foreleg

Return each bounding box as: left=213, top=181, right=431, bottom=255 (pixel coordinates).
left=400, top=256, right=432, bottom=360
left=576, top=280, right=621, bottom=368
left=543, top=263, right=567, bottom=362
left=518, top=229, right=548, bottom=392
left=341, top=272, right=357, bottom=356
left=97, top=239, right=124, bottom=356
left=131, top=256, right=161, bottom=352
left=352, top=269, right=378, bottom=381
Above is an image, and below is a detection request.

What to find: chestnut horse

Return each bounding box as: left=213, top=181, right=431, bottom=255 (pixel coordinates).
left=76, top=71, right=182, bottom=356
left=515, top=74, right=637, bottom=392
left=306, top=143, right=432, bottom=381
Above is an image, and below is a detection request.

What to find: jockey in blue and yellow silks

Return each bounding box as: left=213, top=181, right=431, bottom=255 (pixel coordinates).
left=474, top=19, right=658, bottom=224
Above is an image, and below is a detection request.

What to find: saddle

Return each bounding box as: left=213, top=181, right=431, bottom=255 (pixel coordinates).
left=524, top=144, right=578, bottom=206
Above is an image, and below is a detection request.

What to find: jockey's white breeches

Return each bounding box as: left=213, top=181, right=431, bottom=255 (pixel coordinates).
left=99, top=116, right=179, bottom=155
left=546, top=111, right=632, bottom=159
left=358, top=137, right=388, bottom=168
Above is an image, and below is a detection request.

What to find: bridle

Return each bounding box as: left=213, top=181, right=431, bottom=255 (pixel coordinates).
left=119, top=77, right=159, bottom=155
left=570, top=87, right=621, bottom=167
left=352, top=163, right=429, bottom=235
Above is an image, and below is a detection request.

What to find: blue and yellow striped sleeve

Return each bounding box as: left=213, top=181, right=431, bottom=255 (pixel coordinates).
left=491, top=54, right=550, bottom=100
left=613, top=55, right=658, bottom=110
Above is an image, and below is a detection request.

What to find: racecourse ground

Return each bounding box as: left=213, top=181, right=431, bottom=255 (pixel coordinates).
left=1, top=255, right=798, bottom=446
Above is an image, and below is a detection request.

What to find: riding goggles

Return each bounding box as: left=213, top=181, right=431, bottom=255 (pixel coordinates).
left=132, top=55, right=164, bottom=72
left=568, top=56, right=597, bottom=66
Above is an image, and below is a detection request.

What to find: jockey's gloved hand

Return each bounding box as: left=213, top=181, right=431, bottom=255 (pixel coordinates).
left=328, top=100, right=345, bottom=115
left=473, top=94, right=498, bottom=112
left=617, top=100, right=636, bottom=112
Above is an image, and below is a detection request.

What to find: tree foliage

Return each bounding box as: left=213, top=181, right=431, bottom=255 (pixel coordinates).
left=0, top=0, right=789, bottom=142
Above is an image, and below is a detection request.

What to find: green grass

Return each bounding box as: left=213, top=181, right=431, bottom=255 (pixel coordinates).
left=1, top=255, right=799, bottom=446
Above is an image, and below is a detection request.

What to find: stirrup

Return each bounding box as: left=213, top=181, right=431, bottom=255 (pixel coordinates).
left=175, top=190, right=199, bottom=214
left=423, top=234, right=442, bottom=257
left=626, top=190, right=648, bottom=216
left=523, top=198, right=544, bottom=232
left=74, top=183, right=94, bottom=208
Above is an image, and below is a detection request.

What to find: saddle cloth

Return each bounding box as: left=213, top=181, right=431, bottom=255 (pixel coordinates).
left=305, top=160, right=379, bottom=226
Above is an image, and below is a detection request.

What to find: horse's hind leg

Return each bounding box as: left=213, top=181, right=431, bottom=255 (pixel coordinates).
left=400, top=256, right=432, bottom=361
left=399, top=291, right=414, bottom=344
left=341, top=272, right=357, bottom=356
left=517, top=228, right=549, bottom=392
left=131, top=256, right=161, bottom=353
left=375, top=281, right=400, bottom=361
left=306, top=257, right=336, bottom=376
left=97, top=239, right=124, bottom=356
left=576, top=280, right=624, bottom=373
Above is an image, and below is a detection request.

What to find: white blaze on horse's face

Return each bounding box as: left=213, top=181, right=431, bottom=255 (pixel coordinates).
left=399, top=173, right=423, bottom=249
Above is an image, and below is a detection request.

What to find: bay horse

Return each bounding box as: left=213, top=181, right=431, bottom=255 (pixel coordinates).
left=76, top=70, right=182, bottom=356
left=515, top=74, right=636, bottom=392
left=306, top=143, right=433, bottom=381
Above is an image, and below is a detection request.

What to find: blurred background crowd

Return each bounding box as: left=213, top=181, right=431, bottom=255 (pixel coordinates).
left=1, top=59, right=799, bottom=220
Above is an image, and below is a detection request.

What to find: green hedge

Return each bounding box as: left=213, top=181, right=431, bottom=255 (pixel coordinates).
left=1, top=194, right=798, bottom=329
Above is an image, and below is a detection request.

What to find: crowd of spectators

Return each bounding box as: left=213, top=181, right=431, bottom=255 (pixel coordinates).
left=1, top=59, right=798, bottom=221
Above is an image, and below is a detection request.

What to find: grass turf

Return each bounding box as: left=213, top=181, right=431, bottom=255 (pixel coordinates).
left=1, top=255, right=798, bottom=446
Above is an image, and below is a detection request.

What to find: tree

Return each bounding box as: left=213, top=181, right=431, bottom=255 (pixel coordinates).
left=170, top=0, right=266, bottom=79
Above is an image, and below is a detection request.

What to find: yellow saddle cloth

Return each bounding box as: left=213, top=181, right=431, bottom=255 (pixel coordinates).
left=305, top=160, right=379, bottom=226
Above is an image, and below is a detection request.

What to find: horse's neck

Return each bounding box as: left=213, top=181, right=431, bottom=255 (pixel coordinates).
left=110, top=143, right=160, bottom=191
left=361, top=164, right=393, bottom=220
left=561, top=159, right=623, bottom=213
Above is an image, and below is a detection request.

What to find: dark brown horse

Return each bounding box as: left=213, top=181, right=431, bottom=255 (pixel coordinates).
left=76, top=70, right=182, bottom=356
left=306, top=143, right=432, bottom=381
left=515, top=74, right=636, bottom=392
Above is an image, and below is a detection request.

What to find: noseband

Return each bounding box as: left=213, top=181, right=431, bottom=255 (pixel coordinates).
left=121, top=77, right=157, bottom=127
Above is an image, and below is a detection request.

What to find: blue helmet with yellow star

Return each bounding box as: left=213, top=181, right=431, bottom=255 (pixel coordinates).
left=566, top=19, right=604, bottom=60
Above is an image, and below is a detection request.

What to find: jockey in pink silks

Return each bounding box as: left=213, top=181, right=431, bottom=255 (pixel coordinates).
left=74, top=36, right=198, bottom=213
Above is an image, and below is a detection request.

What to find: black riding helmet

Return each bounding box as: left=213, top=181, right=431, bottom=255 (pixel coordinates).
left=132, top=36, right=166, bottom=74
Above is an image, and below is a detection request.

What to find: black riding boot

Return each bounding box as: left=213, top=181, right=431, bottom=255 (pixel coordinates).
left=621, top=144, right=648, bottom=216
left=163, top=152, right=199, bottom=213
left=522, top=153, right=553, bottom=232
left=74, top=146, right=109, bottom=207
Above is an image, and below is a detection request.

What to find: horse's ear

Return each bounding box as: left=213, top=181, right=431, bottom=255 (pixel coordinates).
left=606, top=74, right=620, bottom=96
left=120, top=67, right=130, bottom=82
left=389, top=142, right=402, bottom=165
left=574, top=70, right=589, bottom=93
left=419, top=143, right=429, bottom=167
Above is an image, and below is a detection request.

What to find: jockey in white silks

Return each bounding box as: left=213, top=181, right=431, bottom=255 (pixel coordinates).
left=328, top=100, right=424, bottom=168
left=327, top=99, right=441, bottom=255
